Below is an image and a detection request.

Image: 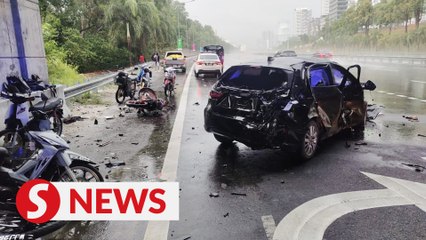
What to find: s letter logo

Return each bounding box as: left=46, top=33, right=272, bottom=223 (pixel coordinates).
left=16, top=179, right=60, bottom=223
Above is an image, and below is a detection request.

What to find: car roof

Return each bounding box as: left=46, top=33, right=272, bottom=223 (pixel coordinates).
left=237, top=56, right=337, bottom=71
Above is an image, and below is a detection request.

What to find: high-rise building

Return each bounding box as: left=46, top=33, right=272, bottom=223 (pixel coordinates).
left=294, top=8, right=312, bottom=36
left=322, top=0, right=330, bottom=16
left=329, top=0, right=349, bottom=21
left=278, top=22, right=291, bottom=42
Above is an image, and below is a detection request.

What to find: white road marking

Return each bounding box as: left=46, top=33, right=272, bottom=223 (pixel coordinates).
left=421, top=100, right=426, bottom=103
left=262, top=215, right=277, bottom=240
left=143, top=65, right=195, bottom=240
left=408, top=97, right=418, bottom=100
left=377, top=90, right=386, bottom=93
left=411, top=80, right=426, bottom=84
left=421, top=157, right=426, bottom=161
left=273, top=172, right=426, bottom=240
left=396, top=94, right=407, bottom=98
left=386, top=92, right=395, bottom=95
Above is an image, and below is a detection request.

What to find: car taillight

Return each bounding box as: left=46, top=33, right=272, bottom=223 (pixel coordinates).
left=209, top=90, right=223, bottom=100
left=196, top=61, right=204, bottom=65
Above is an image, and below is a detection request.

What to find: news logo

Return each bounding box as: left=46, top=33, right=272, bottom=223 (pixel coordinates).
left=16, top=180, right=179, bottom=223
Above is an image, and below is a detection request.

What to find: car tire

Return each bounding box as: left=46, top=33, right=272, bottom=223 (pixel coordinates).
left=299, top=120, right=319, bottom=160
left=213, top=134, right=233, bottom=145
left=195, top=71, right=199, bottom=78
left=182, top=68, right=186, bottom=73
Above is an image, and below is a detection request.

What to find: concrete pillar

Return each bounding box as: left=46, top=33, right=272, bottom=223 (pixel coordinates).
left=0, top=0, right=48, bottom=84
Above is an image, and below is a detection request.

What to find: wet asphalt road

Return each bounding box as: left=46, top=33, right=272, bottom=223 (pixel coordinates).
left=45, top=52, right=426, bottom=240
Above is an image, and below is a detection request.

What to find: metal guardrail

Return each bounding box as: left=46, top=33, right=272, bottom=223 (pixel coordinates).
left=331, top=55, right=426, bottom=66
left=64, top=63, right=153, bottom=99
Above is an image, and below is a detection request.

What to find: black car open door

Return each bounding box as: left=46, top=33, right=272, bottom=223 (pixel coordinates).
left=307, top=64, right=343, bottom=134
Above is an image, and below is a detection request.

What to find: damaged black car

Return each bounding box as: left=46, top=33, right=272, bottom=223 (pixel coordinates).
left=204, top=57, right=376, bottom=159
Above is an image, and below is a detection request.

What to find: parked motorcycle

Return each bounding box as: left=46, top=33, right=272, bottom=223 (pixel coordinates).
left=115, top=71, right=137, bottom=104
left=1, top=76, right=63, bottom=138
left=163, top=67, right=176, bottom=98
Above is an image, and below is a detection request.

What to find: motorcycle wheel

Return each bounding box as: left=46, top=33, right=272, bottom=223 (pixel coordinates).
left=0, top=129, right=28, bottom=167
left=115, top=88, right=125, bottom=104
left=51, top=114, right=63, bottom=136
left=58, top=162, right=104, bottom=182
left=130, top=81, right=137, bottom=99
left=164, top=84, right=174, bottom=97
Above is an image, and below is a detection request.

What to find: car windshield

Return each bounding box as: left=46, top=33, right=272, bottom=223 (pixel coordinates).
left=219, top=66, right=292, bottom=90
left=199, top=55, right=219, bottom=60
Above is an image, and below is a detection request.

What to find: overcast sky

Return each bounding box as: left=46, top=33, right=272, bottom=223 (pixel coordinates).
left=184, top=0, right=322, bottom=48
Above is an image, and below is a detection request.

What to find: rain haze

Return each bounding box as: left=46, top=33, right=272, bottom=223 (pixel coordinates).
left=184, top=0, right=322, bottom=49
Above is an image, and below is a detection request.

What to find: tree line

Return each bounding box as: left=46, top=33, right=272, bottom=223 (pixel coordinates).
left=287, top=0, right=426, bottom=53
left=39, top=0, right=231, bottom=84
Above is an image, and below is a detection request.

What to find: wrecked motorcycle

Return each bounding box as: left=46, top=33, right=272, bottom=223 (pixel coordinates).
left=126, top=88, right=168, bottom=116
left=164, top=67, right=176, bottom=98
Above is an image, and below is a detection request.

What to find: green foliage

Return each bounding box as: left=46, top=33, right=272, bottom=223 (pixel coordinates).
left=73, top=92, right=103, bottom=105
left=40, top=0, right=232, bottom=78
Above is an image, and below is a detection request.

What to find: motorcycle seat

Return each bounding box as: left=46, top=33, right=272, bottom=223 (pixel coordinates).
left=31, top=98, right=62, bottom=112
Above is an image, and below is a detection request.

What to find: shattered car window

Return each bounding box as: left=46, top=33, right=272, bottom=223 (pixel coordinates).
left=220, top=66, right=290, bottom=90
left=310, top=68, right=331, bottom=87
left=332, top=68, right=344, bottom=85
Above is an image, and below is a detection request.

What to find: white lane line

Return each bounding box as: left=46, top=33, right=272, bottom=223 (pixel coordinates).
left=386, top=92, right=395, bottom=95
left=143, top=64, right=194, bottom=240
left=421, top=157, right=426, bottom=161
left=262, top=215, right=277, bottom=240
left=411, top=80, right=426, bottom=84
left=396, top=94, right=407, bottom=98
left=421, top=100, right=426, bottom=103
left=273, top=172, right=426, bottom=240
left=377, top=90, right=386, bottom=93
left=408, top=97, right=419, bottom=100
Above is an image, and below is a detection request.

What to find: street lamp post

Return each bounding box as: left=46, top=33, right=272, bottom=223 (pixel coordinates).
left=176, top=0, right=195, bottom=50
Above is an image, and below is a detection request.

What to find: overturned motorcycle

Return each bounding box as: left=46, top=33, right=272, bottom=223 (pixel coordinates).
left=125, top=88, right=173, bottom=116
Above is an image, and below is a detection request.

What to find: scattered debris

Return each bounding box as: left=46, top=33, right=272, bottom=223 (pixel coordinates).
left=402, top=163, right=425, bottom=172
left=110, top=153, right=117, bottom=159
left=66, top=140, right=71, bottom=144
left=191, top=175, right=195, bottom=178
left=191, top=127, right=195, bottom=130
left=221, top=183, right=227, bottom=189
left=95, top=139, right=102, bottom=143
left=76, top=135, right=82, bottom=138
left=418, top=134, right=426, bottom=138
left=280, top=180, right=285, bottom=184
left=194, top=102, right=200, bottom=106
left=105, top=160, right=126, bottom=168
left=119, top=113, right=125, bottom=117
left=366, top=104, right=383, bottom=120
left=105, top=175, right=109, bottom=179
left=355, top=142, right=367, bottom=146
left=94, top=119, right=98, bottom=125
left=223, top=213, right=229, bottom=218
left=131, top=142, right=139, bottom=145
left=403, top=115, right=419, bottom=122
left=64, top=116, right=86, bottom=124
left=231, top=192, right=247, bottom=196
left=97, top=141, right=112, bottom=147
left=118, top=133, right=124, bottom=137
left=124, top=108, right=132, bottom=113
left=105, top=116, right=115, bottom=120
left=378, top=133, right=382, bottom=137
left=209, top=192, right=219, bottom=198
left=354, top=147, right=359, bottom=150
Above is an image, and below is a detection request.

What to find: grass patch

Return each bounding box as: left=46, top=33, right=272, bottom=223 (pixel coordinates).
left=73, top=92, right=103, bottom=105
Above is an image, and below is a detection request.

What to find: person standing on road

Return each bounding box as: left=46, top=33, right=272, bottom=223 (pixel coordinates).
left=153, top=52, right=160, bottom=71
left=139, top=54, right=145, bottom=64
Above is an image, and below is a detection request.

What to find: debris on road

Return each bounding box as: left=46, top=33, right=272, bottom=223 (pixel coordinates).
left=418, top=134, right=426, bottom=138
left=221, top=183, right=227, bottom=189
left=64, top=116, right=86, bottom=124
left=209, top=192, right=219, bottom=198
left=403, top=115, right=419, bottom=122
left=355, top=142, right=367, bottom=146
left=280, top=180, right=285, bottom=184
left=402, top=163, right=425, bottom=172
left=105, top=116, right=115, bottom=120
left=366, top=104, right=383, bottom=120
left=231, top=192, right=247, bottom=196
left=97, top=141, right=112, bottom=147
left=94, top=119, right=98, bottom=125
left=105, top=160, right=126, bottom=168
left=194, top=102, right=200, bottom=106
left=223, top=213, right=229, bottom=218
left=131, top=142, right=139, bottom=145
left=119, top=113, right=125, bottom=117
left=118, top=133, right=124, bottom=137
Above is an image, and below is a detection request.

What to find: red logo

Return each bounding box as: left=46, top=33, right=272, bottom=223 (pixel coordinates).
left=16, top=179, right=60, bottom=224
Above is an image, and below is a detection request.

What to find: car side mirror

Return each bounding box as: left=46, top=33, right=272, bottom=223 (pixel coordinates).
left=363, top=80, right=376, bottom=91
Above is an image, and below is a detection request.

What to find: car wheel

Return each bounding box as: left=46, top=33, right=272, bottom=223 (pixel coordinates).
left=195, top=71, right=199, bottom=78
left=182, top=68, right=186, bottom=73
left=300, top=120, right=319, bottom=160
left=213, top=134, right=233, bottom=145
